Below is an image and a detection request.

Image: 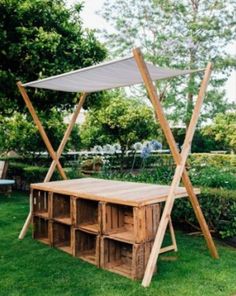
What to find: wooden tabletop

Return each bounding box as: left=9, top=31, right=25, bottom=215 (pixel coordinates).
left=31, top=178, right=200, bottom=206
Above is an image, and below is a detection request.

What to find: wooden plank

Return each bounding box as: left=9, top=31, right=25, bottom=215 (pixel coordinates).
left=18, top=191, right=33, bottom=239
left=30, top=178, right=200, bottom=206
left=133, top=47, right=218, bottom=287
left=159, top=245, right=176, bottom=254
left=169, top=218, right=177, bottom=252
left=44, top=93, right=87, bottom=182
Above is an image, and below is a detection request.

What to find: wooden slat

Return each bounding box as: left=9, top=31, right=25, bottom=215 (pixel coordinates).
left=30, top=178, right=199, bottom=206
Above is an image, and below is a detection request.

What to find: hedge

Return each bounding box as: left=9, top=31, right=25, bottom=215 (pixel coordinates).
left=173, top=187, right=236, bottom=239
left=6, top=162, right=82, bottom=190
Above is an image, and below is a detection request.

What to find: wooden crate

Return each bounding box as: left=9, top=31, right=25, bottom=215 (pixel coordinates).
left=52, top=194, right=74, bottom=225
left=102, top=203, right=160, bottom=243
left=52, top=222, right=73, bottom=255
left=75, top=199, right=101, bottom=233
left=33, top=189, right=51, bottom=219
left=100, top=237, right=154, bottom=280
left=33, top=216, right=52, bottom=246
left=74, top=229, right=100, bottom=266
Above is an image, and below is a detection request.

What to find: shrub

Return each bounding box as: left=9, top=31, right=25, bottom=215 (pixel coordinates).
left=7, top=162, right=82, bottom=190
left=190, top=166, right=236, bottom=190
left=173, top=187, right=236, bottom=239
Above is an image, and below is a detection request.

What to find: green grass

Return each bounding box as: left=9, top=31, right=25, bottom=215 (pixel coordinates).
left=0, top=192, right=236, bottom=296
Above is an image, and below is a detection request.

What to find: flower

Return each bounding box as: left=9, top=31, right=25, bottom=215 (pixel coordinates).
left=113, top=143, right=121, bottom=152
left=150, top=140, right=162, bottom=151
left=133, top=142, right=143, bottom=151
left=93, top=145, right=103, bottom=153
left=141, top=146, right=152, bottom=159
left=103, top=144, right=115, bottom=154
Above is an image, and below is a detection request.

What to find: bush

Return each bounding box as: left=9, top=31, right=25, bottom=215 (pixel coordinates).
left=188, top=153, right=236, bottom=170
left=173, top=187, right=236, bottom=239
left=7, top=162, right=82, bottom=190
left=190, top=166, right=236, bottom=190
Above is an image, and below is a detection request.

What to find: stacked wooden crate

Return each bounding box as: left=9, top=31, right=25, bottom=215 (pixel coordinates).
left=32, top=189, right=161, bottom=280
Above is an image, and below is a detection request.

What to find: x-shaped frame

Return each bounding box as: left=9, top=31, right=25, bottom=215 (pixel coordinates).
left=17, top=81, right=86, bottom=239
left=133, top=48, right=219, bottom=287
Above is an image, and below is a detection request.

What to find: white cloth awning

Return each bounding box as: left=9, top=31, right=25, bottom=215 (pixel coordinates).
left=23, top=56, right=203, bottom=93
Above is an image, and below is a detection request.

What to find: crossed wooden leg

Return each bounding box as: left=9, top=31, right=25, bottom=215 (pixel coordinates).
left=159, top=218, right=177, bottom=254
left=17, top=82, right=86, bottom=239
left=133, top=48, right=218, bottom=287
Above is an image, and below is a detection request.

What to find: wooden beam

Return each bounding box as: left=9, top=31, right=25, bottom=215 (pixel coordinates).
left=18, top=191, right=33, bottom=239
left=169, top=218, right=177, bottom=252
left=159, top=245, right=176, bottom=254
left=17, top=81, right=68, bottom=240
left=17, top=82, right=67, bottom=180
left=133, top=48, right=218, bottom=287
left=44, top=93, right=87, bottom=182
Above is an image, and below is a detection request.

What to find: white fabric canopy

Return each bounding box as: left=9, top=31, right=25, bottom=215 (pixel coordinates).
left=23, top=56, right=203, bottom=93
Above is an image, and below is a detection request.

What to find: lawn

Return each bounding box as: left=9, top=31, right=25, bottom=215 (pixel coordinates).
left=0, top=192, right=236, bottom=296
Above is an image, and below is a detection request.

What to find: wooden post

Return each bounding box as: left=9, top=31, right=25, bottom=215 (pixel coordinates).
left=44, top=93, right=87, bottom=182
left=17, top=82, right=67, bottom=180
left=18, top=191, right=33, bottom=239
left=133, top=48, right=218, bottom=287
left=17, top=83, right=87, bottom=240
left=169, top=219, right=177, bottom=252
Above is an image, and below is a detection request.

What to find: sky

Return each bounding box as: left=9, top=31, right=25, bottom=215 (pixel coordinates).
left=68, top=0, right=236, bottom=102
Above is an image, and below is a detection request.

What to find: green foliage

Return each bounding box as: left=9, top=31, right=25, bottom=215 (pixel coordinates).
left=202, top=112, right=236, bottom=152
left=188, top=153, right=236, bottom=168
left=189, top=166, right=236, bottom=190
left=173, top=188, right=236, bottom=239
left=100, top=0, right=236, bottom=126
left=166, top=128, right=220, bottom=153
left=0, top=0, right=106, bottom=114
left=7, top=161, right=82, bottom=186
left=99, top=166, right=174, bottom=185
left=0, top=110, right=81, bottom=156
left=80, top=95, right=160, bottom=152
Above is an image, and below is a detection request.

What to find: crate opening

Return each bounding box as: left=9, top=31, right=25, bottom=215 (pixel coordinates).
left=53, top=193, right=71, bottom=224
left=77, top=199, right=100, bottom=233
left=33, top=190, right=49, bottom=218
left=104, top=204, right=134, bottom=242
left=103, top=238, right=133, bottom=277
left=53, top=222, right=72, bottom=254
left=33, top=216, right=50, bottom=245
left=75, top=230, right=98, bottom=265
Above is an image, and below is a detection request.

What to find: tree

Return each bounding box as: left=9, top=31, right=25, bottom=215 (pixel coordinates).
left=80, top=94, right=160, bottom=168
left=100, top=0, right=236, bottom=127
left=202, top=112, right=236, bottom=152
left=0, top=110, right=81, bottom=157
left=0, top=0, right=106, bottom=115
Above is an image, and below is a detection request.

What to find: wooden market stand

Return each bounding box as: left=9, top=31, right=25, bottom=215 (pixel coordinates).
left=17, top=48, right=218, bottom=287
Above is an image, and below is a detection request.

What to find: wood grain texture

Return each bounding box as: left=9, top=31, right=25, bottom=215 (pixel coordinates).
left=31, top=178, right=199, bottom=207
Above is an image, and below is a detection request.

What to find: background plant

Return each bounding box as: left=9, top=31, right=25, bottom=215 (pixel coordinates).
left=100, top=0, right=236, bottom=127
left=0, top=0, right=107, bottom=115
left=202, top=112, right=236, bottom=153
left=80, top=94, right=160, bottom=169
